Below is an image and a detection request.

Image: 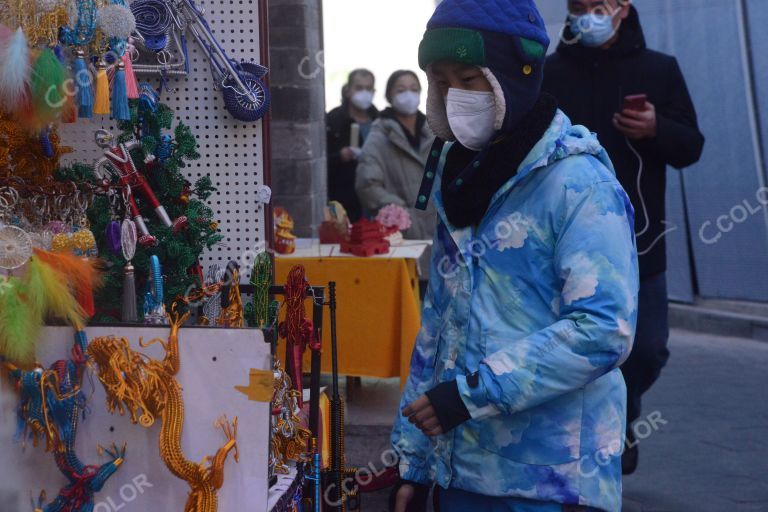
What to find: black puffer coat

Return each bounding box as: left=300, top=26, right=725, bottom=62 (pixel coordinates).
left=543, top=6, right=705, bottom=278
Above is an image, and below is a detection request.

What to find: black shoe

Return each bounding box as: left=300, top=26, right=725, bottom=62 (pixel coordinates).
left=622, top=428, right=639, bottom=475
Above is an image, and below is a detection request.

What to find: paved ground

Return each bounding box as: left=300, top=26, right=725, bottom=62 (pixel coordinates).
left=341, top=329, right=768, bottom=511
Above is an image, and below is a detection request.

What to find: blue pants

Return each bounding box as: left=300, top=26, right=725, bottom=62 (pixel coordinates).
left=436, top=487, right=601, bottom=512
left=620, top=272, right=670, bottom=424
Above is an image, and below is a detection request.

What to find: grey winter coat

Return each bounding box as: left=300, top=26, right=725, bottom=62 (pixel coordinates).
left=355, top=112, right=437, bottom=241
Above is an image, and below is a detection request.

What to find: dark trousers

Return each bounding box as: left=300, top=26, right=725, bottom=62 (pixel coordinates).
left=434, top=487, right=600, bottom=511
left=620, top=272, right=670, bottom=425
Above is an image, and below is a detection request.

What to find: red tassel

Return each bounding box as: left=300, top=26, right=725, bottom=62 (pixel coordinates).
left=123, top=54, right=139, bottom=100
left=76, top=286, right=95, bottom=318
left=61, top=93, right=77, bottom=123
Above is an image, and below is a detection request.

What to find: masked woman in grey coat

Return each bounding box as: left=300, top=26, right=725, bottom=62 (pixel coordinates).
left=355, top=70, right=437, bottom=241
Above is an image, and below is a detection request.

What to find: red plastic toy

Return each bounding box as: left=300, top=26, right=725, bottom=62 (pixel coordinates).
left=340, top=219, right=390, bottom=257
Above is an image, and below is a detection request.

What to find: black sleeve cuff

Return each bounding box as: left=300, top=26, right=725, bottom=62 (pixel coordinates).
left=425, top=380, right=471, bottom=433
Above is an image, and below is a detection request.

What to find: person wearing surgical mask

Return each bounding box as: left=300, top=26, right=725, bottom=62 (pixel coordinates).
left=326, top=68, right=379, bottom=222
left=390, top=1, right=639, bottom=511
left=356, top=70, right=436, bottom=242
left=544, top=0, right=704, bottom=476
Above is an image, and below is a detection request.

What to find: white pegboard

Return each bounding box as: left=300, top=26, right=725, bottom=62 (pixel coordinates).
left=59, top=0, right=268, bottom=282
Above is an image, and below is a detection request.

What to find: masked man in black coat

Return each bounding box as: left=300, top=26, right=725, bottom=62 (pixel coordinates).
left=543, top=0, right=705, bottom=475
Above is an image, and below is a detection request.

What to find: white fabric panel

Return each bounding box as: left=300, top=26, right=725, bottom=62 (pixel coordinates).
left=0, top=326, right=271, bottom=512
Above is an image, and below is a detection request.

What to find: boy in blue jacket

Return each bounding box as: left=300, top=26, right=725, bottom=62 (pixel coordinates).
left=391, top=1, right=639, bottom=511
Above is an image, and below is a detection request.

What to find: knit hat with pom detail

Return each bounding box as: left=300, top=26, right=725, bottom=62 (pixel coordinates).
left=418, top=0, right=549, bottom=142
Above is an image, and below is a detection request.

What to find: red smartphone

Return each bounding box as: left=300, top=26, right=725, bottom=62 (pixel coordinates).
left=622, top=94, right=648, bottom=112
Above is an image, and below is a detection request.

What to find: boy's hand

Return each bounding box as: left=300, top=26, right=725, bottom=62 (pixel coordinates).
left=403, top=395, right=444, bottom=437
left=389, top=480, right=430, bottom=512
left=394, top=483, right=415, bottom=512
left=613, top=101, right=657, bottom=140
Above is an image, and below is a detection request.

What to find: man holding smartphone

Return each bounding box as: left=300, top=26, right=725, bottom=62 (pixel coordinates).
left=543, top=0, right=705, bottom=475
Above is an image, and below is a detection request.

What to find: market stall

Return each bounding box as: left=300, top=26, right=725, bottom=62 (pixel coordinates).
left=0, top=0, right=346, bottom=510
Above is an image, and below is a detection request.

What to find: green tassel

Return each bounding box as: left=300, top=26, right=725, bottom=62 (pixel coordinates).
left=0, top=278, right=40, bottom=364
left=30, top=47, right=67, bottom=124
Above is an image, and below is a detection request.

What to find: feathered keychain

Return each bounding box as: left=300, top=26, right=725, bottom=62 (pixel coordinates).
left=24, top=254, right=87, bottom=330
left=0, top=247, right=101, bottom=364
left=0, top=28, right=31, bottom=112
left=0, top=277, right=42, bottom=363
left=33, top=248, right=102, bottom=319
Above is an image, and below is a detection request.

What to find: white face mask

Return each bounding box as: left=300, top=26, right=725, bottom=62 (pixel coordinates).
left=445, top=88, right=497, bottom=151
left=568, top=12, right=619, bottom=47
left=350, top=89, right=374, bottom=110
left=392, top=90, right=421, bottom=116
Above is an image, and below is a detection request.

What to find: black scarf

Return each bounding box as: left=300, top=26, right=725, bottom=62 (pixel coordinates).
left=441, top=93, right=558, bottom=228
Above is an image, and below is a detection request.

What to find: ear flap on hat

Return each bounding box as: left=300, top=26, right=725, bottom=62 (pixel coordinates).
left=425, top=64, right=456, bottom=142
left=480, top=67, right=506, bottom=131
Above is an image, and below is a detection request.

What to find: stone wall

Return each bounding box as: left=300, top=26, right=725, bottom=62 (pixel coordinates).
left=268, top=0, right=326, bottom=237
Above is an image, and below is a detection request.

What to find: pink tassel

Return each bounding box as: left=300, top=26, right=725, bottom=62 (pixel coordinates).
left=123, top=54, right=139, bottom=99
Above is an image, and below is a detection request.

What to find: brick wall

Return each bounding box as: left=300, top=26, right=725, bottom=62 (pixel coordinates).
left=268, top=0, right=326, bottom=237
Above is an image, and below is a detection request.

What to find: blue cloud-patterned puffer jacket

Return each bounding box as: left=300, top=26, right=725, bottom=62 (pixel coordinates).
left=392, top=110, right=639, bottom=512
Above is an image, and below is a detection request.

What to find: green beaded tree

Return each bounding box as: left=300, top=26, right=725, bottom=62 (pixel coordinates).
left=57, top=99, right=222, bottom=323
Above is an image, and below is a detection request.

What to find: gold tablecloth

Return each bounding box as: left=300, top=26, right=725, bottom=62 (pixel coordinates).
left=275, top=257, right=421, bottom=388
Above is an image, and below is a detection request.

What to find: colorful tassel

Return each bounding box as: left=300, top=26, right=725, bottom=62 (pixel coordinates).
left=73, top=49, right=94, bottom=119
left=123, top=53, right=139, bottom=99
left=111, top=59, right=130, bottom=121
left=33, top=249, right=103, bottom=319
left=25, top=255, right=86, bottom=329
left=93, top=61, right=111, bottom=116
left=0, top=28, right=31, bottom=112
left=30, top=47, right=67, bottom=124
left=0, top=277, right=40, bottom=364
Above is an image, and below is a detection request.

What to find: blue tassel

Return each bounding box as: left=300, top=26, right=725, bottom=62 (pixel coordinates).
left=74, top=52, right=94, bottom=118
left=111, top=65, right=130, bottom=121
left=40, top=129, right=54, bottom=157
left=54, top=45, right=65, bottom=63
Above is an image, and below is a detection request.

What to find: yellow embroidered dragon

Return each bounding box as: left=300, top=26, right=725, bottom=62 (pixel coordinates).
left=87, top=309, right=239, bottom=512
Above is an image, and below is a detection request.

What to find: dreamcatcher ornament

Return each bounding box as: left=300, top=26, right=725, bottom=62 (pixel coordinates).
left=121, top=214, right=138, bottom=322
left=0, top=224, right=33, bottom=270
